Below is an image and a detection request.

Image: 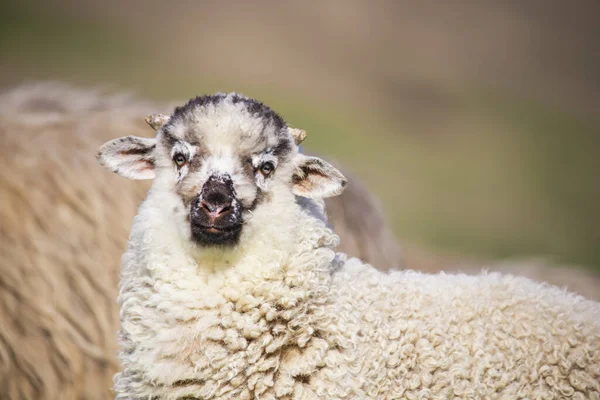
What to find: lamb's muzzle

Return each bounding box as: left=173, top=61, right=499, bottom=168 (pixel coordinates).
left=190, top=174, right=242, bottom=245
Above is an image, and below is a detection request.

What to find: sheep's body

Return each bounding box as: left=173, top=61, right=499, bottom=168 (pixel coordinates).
left=117, top=192, right=600, bottom=399
left=328, top=263, right=600, bottom=399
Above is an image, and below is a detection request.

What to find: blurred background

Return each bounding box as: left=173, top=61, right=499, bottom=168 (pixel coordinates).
left=2, top=0, right=599, bottom=271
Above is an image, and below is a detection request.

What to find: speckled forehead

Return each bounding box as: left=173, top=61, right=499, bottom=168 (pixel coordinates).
left=161, top=98, right=290, bottom=157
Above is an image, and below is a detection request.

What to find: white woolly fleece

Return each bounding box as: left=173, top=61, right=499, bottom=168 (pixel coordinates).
left=116, top=191, right=600, bottom=399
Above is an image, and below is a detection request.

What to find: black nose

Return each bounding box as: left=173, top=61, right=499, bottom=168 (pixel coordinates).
left=191, top=175, right=240, bottom=227
left=190, top=175, right=242, bottom=246
left=200, top=196, right=232, bottom=220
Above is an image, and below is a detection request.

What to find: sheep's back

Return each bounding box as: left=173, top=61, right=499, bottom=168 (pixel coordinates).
left=322, top=260, right=600, bottom=399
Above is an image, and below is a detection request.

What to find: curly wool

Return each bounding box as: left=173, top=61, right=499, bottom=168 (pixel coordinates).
left=117, top=194, right=600, bottom=399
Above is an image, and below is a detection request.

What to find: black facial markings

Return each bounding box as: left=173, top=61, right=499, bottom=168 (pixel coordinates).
left=162, top=93, right=294, bottom=186
left=188, top=152, right=205, bottom=172
left=161, top=93, right=296, bottom=248
left=243, top=98, right=286, bottom=133
left=159, top=125, right=209, bottom=175
left=159, top=130, right=179, bottom=148
left=271, top=137, right=293, bottom=159
left=167, top=93, right=288, bottom=140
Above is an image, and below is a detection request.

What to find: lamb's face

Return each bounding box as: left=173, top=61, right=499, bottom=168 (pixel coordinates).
left=97, top=93, right=346, bottom=248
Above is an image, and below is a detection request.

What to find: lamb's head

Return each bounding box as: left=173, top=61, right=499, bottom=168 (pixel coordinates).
left=97, top=93, right=346, bottom=249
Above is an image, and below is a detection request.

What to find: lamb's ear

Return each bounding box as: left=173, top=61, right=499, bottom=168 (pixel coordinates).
left=292, top=154, right=347, bottom=198
left=96, top=136, right=157, bottom=180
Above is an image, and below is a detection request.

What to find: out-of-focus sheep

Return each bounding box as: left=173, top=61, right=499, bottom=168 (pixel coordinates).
left=324, top=173, right=403, bottom=270
left=0, top=83, right=155, bottom=399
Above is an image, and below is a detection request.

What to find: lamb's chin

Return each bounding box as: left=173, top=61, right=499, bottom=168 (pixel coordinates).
left=190, top=224, right=243, bottom=247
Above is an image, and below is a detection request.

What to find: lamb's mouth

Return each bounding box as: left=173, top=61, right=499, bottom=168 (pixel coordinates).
left=190, top=222, right=243, bottom=246
left=195, top=224, right=241, bottom=233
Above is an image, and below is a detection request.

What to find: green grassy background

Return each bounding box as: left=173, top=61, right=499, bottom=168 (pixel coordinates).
left=2, top=0, right=599, bottom=270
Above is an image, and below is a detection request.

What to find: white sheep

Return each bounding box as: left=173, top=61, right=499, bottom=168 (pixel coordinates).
left=97, top=92, right=600, bottom=399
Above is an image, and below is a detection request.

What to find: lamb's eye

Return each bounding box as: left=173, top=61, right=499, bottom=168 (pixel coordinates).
left=173, top=153, right=186, bottom=167
left=259, top=162, right=275, bottom=176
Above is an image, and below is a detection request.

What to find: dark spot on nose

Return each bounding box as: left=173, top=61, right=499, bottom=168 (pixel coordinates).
left=199, top=182, right=235, bottom=224
left=189, top=175, right=242, bottom=246
left=200, top=198, right=232, bottom=220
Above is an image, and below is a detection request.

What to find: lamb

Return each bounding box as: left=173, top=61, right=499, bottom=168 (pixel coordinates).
left=1, top=83, right=599, bottom=400
left=1, top=83, right=598, bottom=400
left=97, top=92, right=600, bottom=399
left=0, top=82, right=402, bottom=399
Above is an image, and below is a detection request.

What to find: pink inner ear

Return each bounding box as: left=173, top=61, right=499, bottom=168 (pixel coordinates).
left=292, top=155, right=347, bottom=198
left=136, top=159, right=155, bottom=172
left=111, top=155, right=156, bottom=180
left=130, top=158, right=155, bottom=179
left=293, top=168, right=329, bottom=194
